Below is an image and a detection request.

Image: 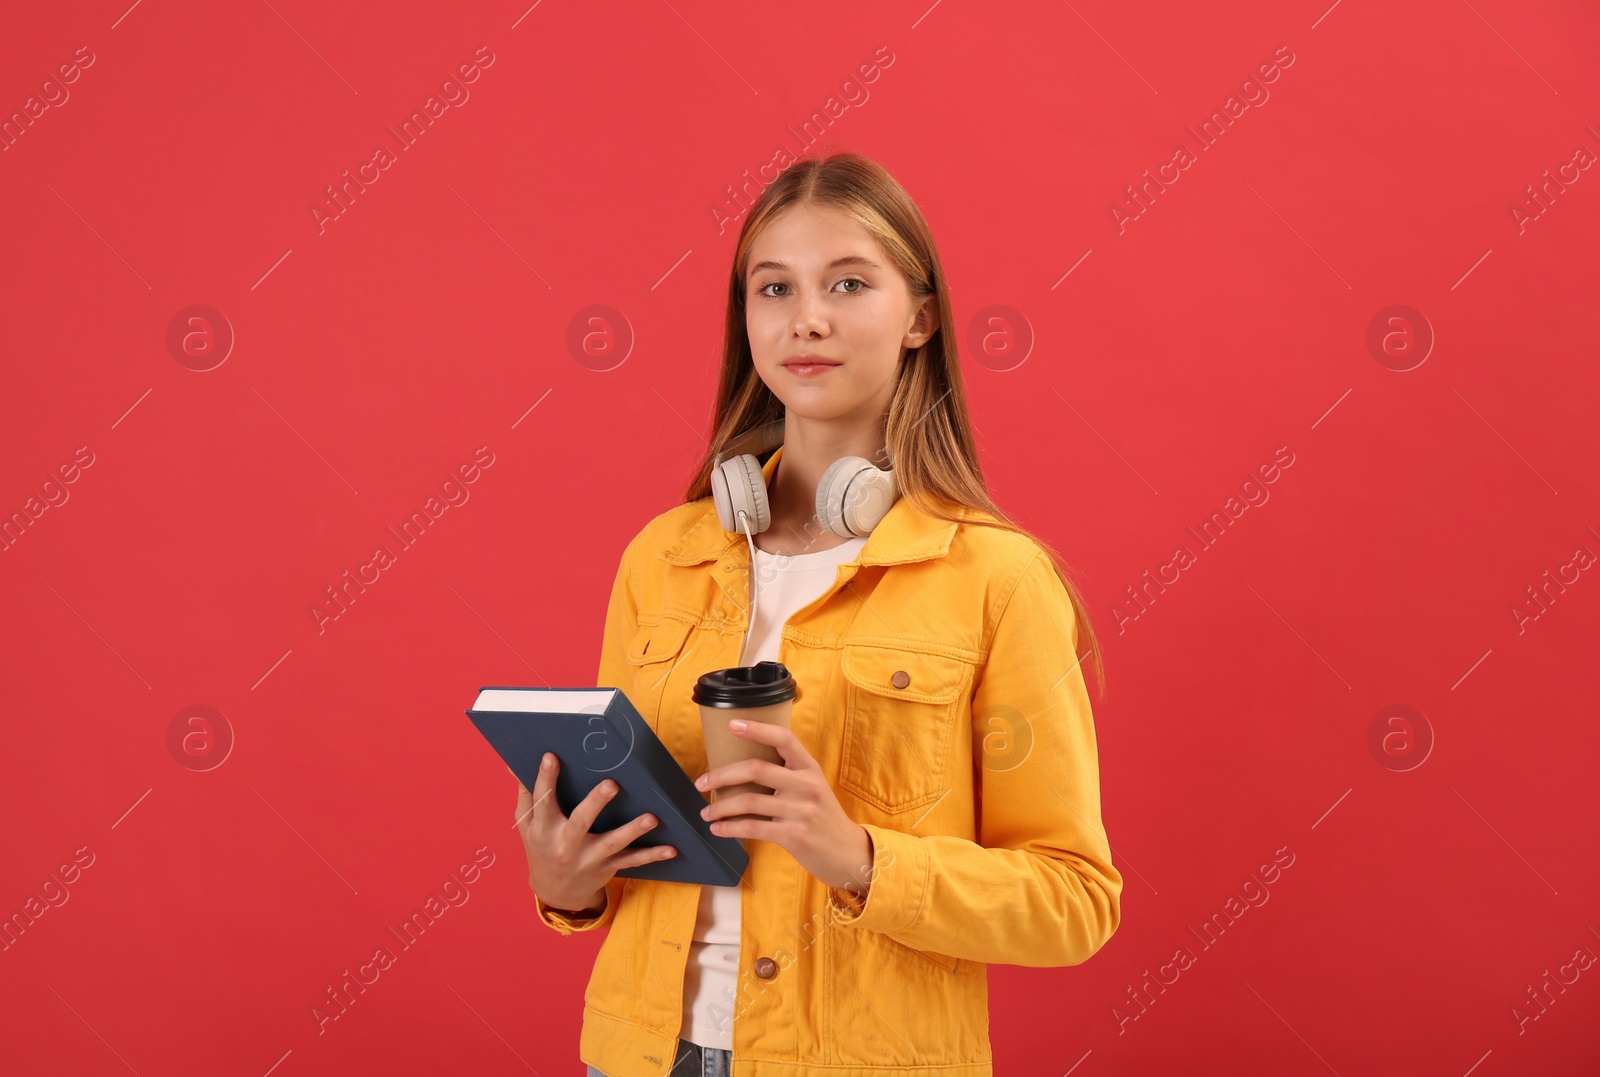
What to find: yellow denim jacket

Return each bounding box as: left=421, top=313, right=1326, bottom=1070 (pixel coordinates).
left=535, top=445, right=1121, bottom=1077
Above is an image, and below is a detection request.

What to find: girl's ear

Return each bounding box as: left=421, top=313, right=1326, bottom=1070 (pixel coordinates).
left=903, top=295, right=940, bottom=349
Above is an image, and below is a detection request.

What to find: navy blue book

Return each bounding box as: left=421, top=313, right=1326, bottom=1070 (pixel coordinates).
left=466, top=686, right=749, bottom=886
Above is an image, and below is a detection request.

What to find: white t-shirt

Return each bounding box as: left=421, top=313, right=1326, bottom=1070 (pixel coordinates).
left=679, top=534, right=867, bottom=1051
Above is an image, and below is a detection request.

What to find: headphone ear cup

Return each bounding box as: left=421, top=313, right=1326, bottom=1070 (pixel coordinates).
left=816, top=456, right=899, bottom=538
left=712, top=454, right=771, bottom=534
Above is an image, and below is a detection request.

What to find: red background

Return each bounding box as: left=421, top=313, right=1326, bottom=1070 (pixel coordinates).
left=2, top=1, right=1597, bottom=1074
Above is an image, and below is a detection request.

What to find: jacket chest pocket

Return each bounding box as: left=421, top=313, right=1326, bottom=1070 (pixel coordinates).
left=624, top=617, right=695, bottom=732
left=838, top=642, right=972, bottom=815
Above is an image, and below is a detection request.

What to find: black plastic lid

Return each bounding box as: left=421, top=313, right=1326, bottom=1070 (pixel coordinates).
left=692, top=661, right=797, bottom=708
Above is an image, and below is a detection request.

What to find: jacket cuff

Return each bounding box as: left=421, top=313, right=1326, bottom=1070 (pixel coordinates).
left=535, top=878, right=621, bottom=935
left=825, top=823, right=927, bottom=934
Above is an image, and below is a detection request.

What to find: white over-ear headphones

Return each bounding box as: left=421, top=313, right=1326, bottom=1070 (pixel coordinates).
left=709, top=418, right=900, bottom=661
left=709, top=418, right=900, bottom=540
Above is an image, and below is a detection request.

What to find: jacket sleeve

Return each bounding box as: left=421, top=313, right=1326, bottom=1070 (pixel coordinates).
left=825, top=546, right=1123, bottom=967
left=532, top=527, right=643, bottom=936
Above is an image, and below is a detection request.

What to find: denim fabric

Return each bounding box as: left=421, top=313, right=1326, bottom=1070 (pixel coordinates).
left=587, top=1036, right=732, bottom=1077
left=556, top=442, right=1123, bottom=1071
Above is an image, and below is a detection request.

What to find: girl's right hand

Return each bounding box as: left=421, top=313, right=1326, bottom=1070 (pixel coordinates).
left=514, top=752, right=678, bottom=914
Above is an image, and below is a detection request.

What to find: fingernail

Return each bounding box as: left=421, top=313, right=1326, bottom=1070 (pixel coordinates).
left=700, top=806, right=710, bottom=819
left=541, top=754, right=551, bottom=770
left=695, top=774, right=708, bottom=789
left=728, top=719, right=747, bottom=732
left=641, top=815, right=656, bottom=829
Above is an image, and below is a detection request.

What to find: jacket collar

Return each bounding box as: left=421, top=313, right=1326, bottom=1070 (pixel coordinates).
left=660, top=444, right=963, bottom=568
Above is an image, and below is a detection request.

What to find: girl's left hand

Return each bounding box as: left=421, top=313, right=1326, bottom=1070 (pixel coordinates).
left=695, top=719, right=874, bottom=897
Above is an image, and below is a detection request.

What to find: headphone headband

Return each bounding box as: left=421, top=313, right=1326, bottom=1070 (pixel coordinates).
left=714, top=419, right=899, bottom=471
left=712, top=418, right=786, bottom=471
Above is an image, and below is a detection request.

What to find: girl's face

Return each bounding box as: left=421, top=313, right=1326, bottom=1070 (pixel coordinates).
left=744, top=203, right=936, bottom=427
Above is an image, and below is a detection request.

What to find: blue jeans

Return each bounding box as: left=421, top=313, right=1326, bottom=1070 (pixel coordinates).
left=587, top=1036, right=732, bottom=1077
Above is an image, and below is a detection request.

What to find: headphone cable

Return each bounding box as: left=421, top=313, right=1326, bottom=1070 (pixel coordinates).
left=737, top=508, right=759, bottom=665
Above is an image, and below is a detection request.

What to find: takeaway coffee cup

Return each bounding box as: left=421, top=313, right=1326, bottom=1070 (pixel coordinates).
left=692, top=661, right=797, bottom=824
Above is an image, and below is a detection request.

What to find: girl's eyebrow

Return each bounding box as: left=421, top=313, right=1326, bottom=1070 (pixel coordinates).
left=748, top=255, right=881, bottom=278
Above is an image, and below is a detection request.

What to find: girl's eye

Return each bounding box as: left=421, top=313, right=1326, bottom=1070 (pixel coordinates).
left=755, top=278, right=868, bottom=298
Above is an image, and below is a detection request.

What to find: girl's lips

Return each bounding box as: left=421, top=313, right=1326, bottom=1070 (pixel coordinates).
left=784, top=362, right=841, bottom=376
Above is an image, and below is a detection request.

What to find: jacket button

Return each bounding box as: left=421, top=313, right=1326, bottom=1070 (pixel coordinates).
left=890, top=670, right=910, bottom=689
left=753, top=956, right=778, bottom=980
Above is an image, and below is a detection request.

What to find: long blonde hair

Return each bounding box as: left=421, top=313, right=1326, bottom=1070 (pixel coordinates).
left=683, top=152, right=1105, bottom=698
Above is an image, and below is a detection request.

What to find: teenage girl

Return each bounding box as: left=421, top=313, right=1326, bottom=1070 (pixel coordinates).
left=516, top=152, right=1121, bottom=1077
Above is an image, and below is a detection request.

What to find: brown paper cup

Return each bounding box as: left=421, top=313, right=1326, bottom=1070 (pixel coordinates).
left=693, top=661, right=797, bottom=824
